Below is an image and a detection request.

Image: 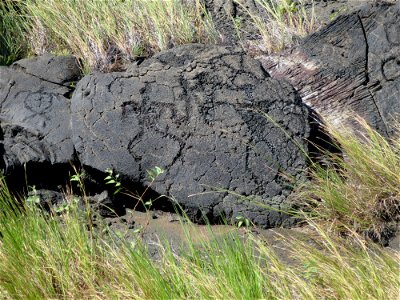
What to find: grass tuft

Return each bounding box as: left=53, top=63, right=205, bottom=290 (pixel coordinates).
left=299, top=117, right=400, bottom=243
left=21, top=0, right=218, bottom=72
left=0, top=0, right=28, bottom=65
left=235, top=0, right=317, bottom=53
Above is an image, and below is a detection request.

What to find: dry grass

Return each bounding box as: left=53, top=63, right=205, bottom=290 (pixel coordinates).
left=299, top=117, right=400, bottom=243
left=0, top=172, right=398, bottom=299
left=1, top=0, right=218, bottom=72
left=234, top=0, right=318, bottom=53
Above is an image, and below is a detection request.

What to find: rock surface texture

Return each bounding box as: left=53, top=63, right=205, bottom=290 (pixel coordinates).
left=258, top=2, right=400, bottom=137
left=71, top=45, right=312, bottom=227
left=0, top=54, right=80, bottom=172
left=204, top=0, right=263, bottom=45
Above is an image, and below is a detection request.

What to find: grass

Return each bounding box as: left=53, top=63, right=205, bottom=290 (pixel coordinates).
left=0, top=0, right=218, bottom=72
left=0, top=1, right=28, bottom=65
left=298, top=118, right=400, bottom=243
left=0, top=0, right=319, bottom=69
left=0, top=166, right=399, bottom=299
left=234, top=0, right=317, bottom=53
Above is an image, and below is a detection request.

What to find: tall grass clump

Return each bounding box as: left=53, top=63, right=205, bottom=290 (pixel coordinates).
left=20, top=0, right=218, bottom=72
left=235, top=0, right=317, bottom=53
left=278, top=222, right=400, bottom=300
left=0, top=179, right=109, bottom=299
left=300, top=118, right=400, bottom=242
left=0, top=0, right=28, bottom=65
left=0, top=173, right=399, bottom=299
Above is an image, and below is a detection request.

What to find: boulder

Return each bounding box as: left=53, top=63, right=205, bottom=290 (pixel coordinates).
left=258, top=2, right=400, bottom=137
left=71, top=44, right=313, bottom=227
left=0, top=54, right=80, bottom=173
left=11, top=53, right=81, bottom=86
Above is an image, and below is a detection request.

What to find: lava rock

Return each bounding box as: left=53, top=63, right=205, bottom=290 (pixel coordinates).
left=27, top=189, right=65, bottom=210
left=203, top=0, right=261, bottom=45
left=204, top=0, right=373, bottom=50
left=88, top=190, right=125, bottom=218
left=71, top=44, right=312, bottom=228
left=0, top=54, right=79, bottom=173
left=11, top=53, right=81, bottom=86
left=259, top=1, right=400, bottom=137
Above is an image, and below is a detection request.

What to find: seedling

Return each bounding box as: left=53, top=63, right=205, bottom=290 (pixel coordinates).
left=55, top=197, right=79, bottom=214
left=70, top=172, right=84, bottom=189
left=276, top=0, right=299, bottom=17
left=235, top=215, right=251, bottom=228
left=146, top=166, right=164, bottom=182
left=26, top=185, right=40, bottom=206
left=103, top=166, right=165, bottom=234
left=105, top=168, right=123, bottom=195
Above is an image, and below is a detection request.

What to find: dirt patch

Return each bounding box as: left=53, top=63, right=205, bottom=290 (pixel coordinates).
left=105, top=209, right=314, bottom=264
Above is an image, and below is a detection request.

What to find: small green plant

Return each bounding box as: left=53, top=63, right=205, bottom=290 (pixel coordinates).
left=70, top=172, right=84, bottom=190
left=104, top=166, right=165, bottom=211
left=235, top=215, right=251, bottom=228
left=137, top=166, right=165, bottom=210
left=232, top=15, right=244, bottom=41
left=70, top=167, right=94, bottom=232
left=233, top=16, right=243, bottom=30
left=329, top=7, right=346, bottom=21
left=105, top=168, right=123, bottom=195
left=144, top=166, right=164, bottom=209
left=302, top=259, right=319, bottom=280
left=55, top=197, right=80, bottom=214
left=146, top=166, right=164, bottom=182
left=276, top=0, right=299, bottom=16
left=25, top=185, right=40, bottom=206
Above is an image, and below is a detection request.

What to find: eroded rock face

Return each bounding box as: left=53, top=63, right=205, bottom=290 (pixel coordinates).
left=203, top=0, right=261, bottom=45
left=259, top=2, right=400, bottom=137
left=0, top=54, right=81, bottom=173
left=72, top=44, right=312, bottom=227
left=11, top=53, right=81, bottom=86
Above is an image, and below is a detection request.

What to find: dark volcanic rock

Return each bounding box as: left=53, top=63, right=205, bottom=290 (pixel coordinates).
left=88, top=190, right=125, bottom=218
left=71, top=44, right=312, bottom=227
left=0, top=54, right=79, bottom=173
left=309, top=0, right=377, bottom=28
left=204, top=0, right=374, bottom=50
left=204, top=0, right=261, bottom=45
left=26, top=188, right=124, bottom=219
left=11, top=53, right=81, bottom=86
left=259, top=1, right=400, bottom=137
left=27, top=189, right=65, bottom=209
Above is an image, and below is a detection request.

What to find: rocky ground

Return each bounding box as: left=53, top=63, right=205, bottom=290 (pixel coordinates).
left=105, top=210, right=400, bottom=261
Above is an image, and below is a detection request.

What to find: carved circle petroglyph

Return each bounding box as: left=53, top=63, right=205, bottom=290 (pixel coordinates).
left=23, top=92, right=53, bottom=114
left=382, top=57, right=400, bottom=81
left=385, top=22, right=400, bottom=45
